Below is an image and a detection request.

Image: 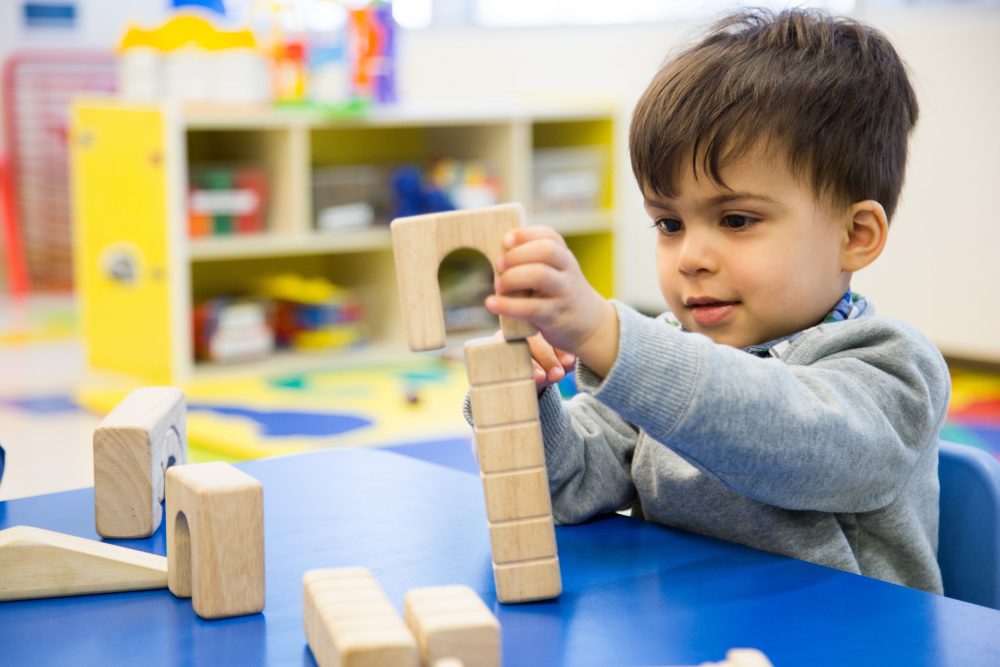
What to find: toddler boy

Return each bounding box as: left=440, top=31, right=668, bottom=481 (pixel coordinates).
left=482, top=9, right=950, bottom=593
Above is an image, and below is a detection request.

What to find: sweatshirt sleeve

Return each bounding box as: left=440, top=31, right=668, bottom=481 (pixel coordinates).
left=536, top=386, right=640, bottom=524
left=463, top=384, right=640, bottom=524
left=576, top=302, right=951, bottom=514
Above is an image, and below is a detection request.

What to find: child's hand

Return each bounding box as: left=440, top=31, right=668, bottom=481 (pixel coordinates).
left=486, top=226, right=619, bottom=377
left=527, top=333, right=576, bottom=391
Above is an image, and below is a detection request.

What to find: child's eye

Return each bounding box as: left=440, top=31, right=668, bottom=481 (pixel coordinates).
left=652, top=218, right=683, bottom=234
left=722, top=214, right=757, bottom=230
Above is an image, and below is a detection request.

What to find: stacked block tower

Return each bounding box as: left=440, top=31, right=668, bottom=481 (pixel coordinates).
left=390, top=203, right=561, bottom=603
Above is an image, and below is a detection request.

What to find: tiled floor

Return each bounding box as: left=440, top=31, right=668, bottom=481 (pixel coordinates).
left=0, top=338, right=99, bottom=500
left=0, top=295, right=98, bottom=500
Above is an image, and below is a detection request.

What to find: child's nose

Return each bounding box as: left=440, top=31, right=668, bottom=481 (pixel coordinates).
left=676, top=230, right=718, bottom=276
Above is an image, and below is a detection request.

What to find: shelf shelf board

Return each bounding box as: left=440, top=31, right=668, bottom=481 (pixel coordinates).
left=189, top=228, right=393, bottom=260
left=533, top=209, right=615, bottom=235
left=181, top=102, right=618, bottom=130
left=187, top=211, right=613, bottom=262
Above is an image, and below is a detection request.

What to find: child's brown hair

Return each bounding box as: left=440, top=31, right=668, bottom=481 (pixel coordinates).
left=629, top=8, right=918, bottom=219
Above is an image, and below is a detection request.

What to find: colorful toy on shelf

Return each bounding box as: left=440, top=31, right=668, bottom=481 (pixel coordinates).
left=348, top=1, right=396, bottom=104
left=188, top=166, right=267, bottom=237
left=256, top=274, right=365, bottom=351
left=272, top=39, right=307, bottom=104
left=118, top=13, right=270, bottom=104
left=193, top=298, right=275, bottom=363
left=390, top=164, right=455, bottom=219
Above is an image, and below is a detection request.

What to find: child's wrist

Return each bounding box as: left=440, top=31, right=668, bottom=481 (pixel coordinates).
left=575, top=299, right=619, bottom=379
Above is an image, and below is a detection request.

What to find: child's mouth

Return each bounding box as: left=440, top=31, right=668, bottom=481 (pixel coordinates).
left=686, top=300, right=739, bottom=326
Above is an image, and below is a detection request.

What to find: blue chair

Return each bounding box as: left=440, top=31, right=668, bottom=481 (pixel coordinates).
left=938, top=440, right=1000, bottom=609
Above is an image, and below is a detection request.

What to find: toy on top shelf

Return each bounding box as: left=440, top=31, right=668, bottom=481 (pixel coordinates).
left=118, top=13, right=270, bottom=105
left=347, top=2, right=397, bottom=104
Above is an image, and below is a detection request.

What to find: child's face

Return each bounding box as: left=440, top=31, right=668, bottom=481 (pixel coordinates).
left=644, top=147, right=851, bottom=349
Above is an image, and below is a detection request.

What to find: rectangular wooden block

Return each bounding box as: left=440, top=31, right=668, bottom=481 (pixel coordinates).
left=481, top=468, right=552, bottom=523
left=463, top=338, right=532, bottom=385
left=474, top=423, right=545, bottom=474
left=469, top=380, right=539, bottom=428
left=93, top=386, right=187, bottom=538
left=488, top=516, right=557, bottom=564
left=493, top=557, right=562, bottom=604
left=403, top=585, right=500, bottom=667
left=303, top=568, right=418, bottom=667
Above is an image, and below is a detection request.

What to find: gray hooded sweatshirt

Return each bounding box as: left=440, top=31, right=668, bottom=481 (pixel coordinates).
left=527, top=300, right=950, bottom=594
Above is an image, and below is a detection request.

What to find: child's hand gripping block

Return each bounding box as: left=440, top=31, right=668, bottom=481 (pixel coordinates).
left=94, top=387, right=187, bottom=539
left=390, top=203, right=536, bottom=351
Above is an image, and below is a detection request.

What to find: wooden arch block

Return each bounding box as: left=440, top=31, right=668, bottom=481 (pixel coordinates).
left=390, top=203, right=536, bottom=351
left=166, top=462, right=264, bottom=619
left=0, top=525, right=167, bottom=601
left=94, top=386, right=187, bottom=539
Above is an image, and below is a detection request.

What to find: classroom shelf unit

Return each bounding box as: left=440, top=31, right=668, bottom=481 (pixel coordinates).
left=70, top=101, right=617, bottom=382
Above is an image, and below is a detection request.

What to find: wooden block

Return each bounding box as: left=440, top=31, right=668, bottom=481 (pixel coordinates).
left=723, top=648, right=773, bottom=667
left=0, top=525, right=167, bottom=601
left=488, top=516, right=557, bottom=564
left=390, top=204, right=536, bottom=351
left=463, top=338, right=532, bottom=385
left=303, top=568, right=418, bottom=667
left=403, top=585, right=500, bottom=667
left=469, top=381, right=539, bottom=429
left=493, top=557, right=561, bottom=604
left=481, top=468, right=552, bottom=523
left=166, top=462, right=264, bottom=619
left=473, top=423, right=545, bottom=474
left=94, top=386, right=187, bottom=539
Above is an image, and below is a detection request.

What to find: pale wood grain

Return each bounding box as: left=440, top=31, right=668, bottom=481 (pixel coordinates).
left=390, top=204, right=536, bottom=352
left=93, top=386, right=187, bottom=539
left=404, top=585, right=499, bottom=667
left=303, top=568, right=418, bottom=667
left=165, top=462, right=264, bottom=619
left=0, top=525, right=167, bottom=600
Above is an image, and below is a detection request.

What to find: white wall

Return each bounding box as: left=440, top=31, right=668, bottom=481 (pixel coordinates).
left=397, top=6, right=1000, bottom=361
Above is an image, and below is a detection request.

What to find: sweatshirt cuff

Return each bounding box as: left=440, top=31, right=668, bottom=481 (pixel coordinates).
left=576, top=301, right=703, bottom=438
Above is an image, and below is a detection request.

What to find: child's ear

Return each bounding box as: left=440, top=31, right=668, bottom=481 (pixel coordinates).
left=841, top=200, right=888, bottom=272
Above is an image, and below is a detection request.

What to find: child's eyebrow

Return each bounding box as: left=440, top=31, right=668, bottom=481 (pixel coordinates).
left=644, top=192, right=779, bottom=209
left=709, top=192, right=780, bottom=206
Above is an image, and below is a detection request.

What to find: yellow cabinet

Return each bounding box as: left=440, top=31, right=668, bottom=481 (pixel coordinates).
left=71, top=103, right=186, bottom=382
left=71, top=101, right=618, bottom=382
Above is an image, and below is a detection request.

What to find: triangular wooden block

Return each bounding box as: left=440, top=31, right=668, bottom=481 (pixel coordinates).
left=0, top=525, right=167, bottom=601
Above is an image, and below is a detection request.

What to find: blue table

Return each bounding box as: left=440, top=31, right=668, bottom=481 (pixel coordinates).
left=2, top=438, right=999, bottom=666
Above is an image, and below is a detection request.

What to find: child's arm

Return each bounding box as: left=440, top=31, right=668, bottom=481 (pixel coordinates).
left=535, top=387, right=640, bottom=524
left=577, top=304, right=951, bottom=514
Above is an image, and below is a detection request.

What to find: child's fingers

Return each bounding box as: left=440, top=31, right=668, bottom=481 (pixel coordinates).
left=496, top=236, right=573, bottom=273
left=528, top=333, right=565, bottom=378
left=495, top=263, right=564, bottom=298
left=503, top=226, right=568, bottom=250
